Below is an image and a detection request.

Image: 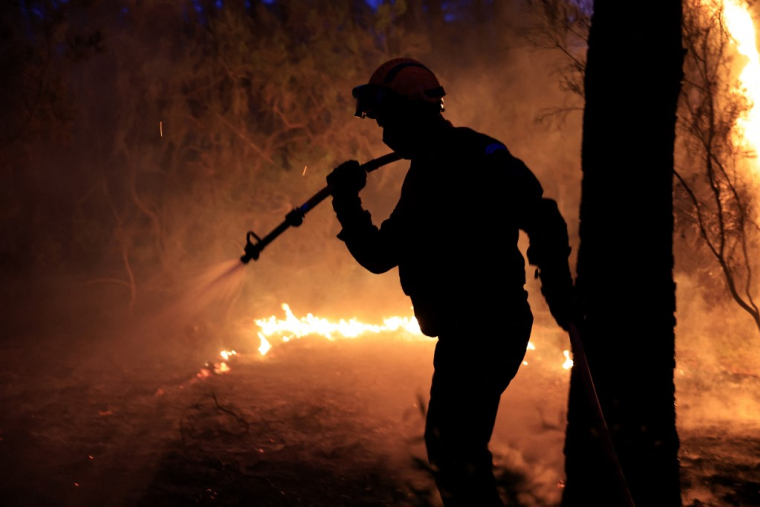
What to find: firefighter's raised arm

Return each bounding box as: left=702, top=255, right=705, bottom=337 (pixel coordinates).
left=326, top=160, right=400, bottom=275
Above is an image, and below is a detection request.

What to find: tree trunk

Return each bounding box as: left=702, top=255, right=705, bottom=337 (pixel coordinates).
left=563, top=2, right=685, bottom=506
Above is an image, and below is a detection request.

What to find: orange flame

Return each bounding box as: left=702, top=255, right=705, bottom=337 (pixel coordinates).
left=722, top=0, right=760, bottom=164
left=700, top=0, right=760, bottom=175
left=562, top=350, right=574, bottom=369
left=254, top=303, right=423, bottom=345
left=251, top=303, right=570, bottom=369
left=257, top=333, right=272, bottom=355
left=196, top=350, right=237, bottom=377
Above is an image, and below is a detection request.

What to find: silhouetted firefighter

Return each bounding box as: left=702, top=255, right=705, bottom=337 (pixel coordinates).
left=326, top=58, right=581, bottom=506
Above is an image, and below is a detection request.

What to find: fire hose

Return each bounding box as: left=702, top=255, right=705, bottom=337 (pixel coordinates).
left=567, top=322, right=636, bottom=507
left=240, top=152, right=402, bottom=264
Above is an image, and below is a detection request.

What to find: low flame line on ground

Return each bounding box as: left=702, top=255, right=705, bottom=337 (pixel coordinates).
left=250, top=303, right=573, bottom=369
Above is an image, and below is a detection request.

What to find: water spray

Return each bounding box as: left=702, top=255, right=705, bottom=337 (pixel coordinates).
left=240, top=152, right=402, bottom=264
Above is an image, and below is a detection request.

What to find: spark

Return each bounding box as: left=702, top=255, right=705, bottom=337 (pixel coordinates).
left=159, top=120, right=163, bottom=137
left=303, top=165, right=308, bottom=176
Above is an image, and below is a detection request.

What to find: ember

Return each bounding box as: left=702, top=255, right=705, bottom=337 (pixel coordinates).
left=563, top=350, right=574, bottom=369
left=196, top=350, right=237, bottom=377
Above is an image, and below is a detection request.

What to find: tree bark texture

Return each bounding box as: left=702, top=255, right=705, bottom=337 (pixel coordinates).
left=563, top=2, right=685, bottom=506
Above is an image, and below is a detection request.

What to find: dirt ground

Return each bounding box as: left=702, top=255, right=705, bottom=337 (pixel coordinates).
left=1, top=276, right=759, bottom=507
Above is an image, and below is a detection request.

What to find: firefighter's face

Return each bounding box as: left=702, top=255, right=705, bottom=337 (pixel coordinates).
left=376, top=108, right=427, bottom=159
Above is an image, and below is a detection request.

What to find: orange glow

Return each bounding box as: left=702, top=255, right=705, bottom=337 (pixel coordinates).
left=722, top=0, right=760, bottom=165
left=700, top=0, right=760, bottom=173
left=254, top=303, right=423, bottom=343
left=562, top=350, right=574, bottom=369
left=196, top=350, right=237, bottom=377
left=251, top=303, right=570, bottom=368
left=258, top=332, right=272, bottom=355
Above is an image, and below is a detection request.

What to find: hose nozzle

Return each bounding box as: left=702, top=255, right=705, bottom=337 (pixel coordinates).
left=240, top=231, right=263, bottom=264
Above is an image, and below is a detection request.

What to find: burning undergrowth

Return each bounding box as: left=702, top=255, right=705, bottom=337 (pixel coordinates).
left=136, top=331, right=570, bottom=507
left=1, top=276, right=759, bottom=506
left=0, top=276, right=569, bottom=506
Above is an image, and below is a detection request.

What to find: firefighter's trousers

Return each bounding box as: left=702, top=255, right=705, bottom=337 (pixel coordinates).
left=425, top=299, right=533, bottom=507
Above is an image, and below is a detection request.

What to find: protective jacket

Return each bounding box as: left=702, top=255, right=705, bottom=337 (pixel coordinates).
left=333, top=125, right=573, bottom=337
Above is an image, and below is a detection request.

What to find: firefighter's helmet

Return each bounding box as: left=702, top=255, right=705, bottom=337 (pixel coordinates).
left=352, top=58, right=446, bottom=119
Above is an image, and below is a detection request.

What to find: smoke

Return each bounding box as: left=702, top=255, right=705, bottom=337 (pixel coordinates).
left=0, top=4, right=584, bottom=501
left=674, top=272, right=760, bottom=429
left=3, top=2, right=759, bottom=505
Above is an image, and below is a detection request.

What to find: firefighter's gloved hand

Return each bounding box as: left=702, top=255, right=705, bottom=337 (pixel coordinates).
left=327, top=160, right=366, bottom=197
left=541, top=283, right=583, bottom=332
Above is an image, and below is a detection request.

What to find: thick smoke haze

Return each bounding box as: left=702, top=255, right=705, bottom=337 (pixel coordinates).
left=1, top=1, right=759, bottom=506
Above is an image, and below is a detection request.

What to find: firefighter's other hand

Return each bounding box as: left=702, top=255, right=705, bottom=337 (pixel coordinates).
left=542, top=284, right=583, bottom=332
left=327, top=160, right=366, bottom=196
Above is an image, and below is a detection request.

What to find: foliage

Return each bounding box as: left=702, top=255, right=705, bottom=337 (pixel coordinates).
left=522, top=0, right=590, bottom=99
left=675, top=0, right=760, bottom=332
left=524, top=0, right=760, bottom=334
left=0, top=0, right=431, bottom=309
left=0, top=1, right=79, bottom=271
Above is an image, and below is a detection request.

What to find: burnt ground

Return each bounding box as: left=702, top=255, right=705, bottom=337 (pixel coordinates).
left=1, top=277, right=759, bottom=507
